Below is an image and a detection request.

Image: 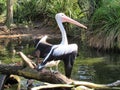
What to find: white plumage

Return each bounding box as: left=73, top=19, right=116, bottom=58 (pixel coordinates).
left=53, top=44, right=78, bottom=56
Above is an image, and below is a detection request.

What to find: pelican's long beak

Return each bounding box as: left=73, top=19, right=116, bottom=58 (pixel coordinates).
left=62, top=15, right=87, bottom=29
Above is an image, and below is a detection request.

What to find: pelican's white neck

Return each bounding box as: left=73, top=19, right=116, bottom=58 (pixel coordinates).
left=55, top=12, right=87, bottom=45
left=56, top=17, right=68, bottom=45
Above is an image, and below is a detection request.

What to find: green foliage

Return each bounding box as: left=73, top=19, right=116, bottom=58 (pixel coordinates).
left=78, top=0, right=103, bottom=19
left=14, top=0, right=46, bottom=23
left=0, top=0, right=6, bottom=15
left=0, top=0, right=6, bottom=22
left=45, top=0, right=81, bottom=19
left=0, top=46, right=8, bottom=60
left=88, top=0, right=120, bottom=49
left=13, top=0, right=83, bottom=25
left=44, top=0, right=84, bottom=32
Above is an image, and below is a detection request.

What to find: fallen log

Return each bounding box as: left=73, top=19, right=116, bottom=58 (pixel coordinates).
left=0, top=64, right=70, bottom=84
left=0, top=52, right=120, bottom=90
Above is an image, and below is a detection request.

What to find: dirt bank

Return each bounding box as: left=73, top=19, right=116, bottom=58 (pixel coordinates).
left=0, top=23, right=61, bottom=39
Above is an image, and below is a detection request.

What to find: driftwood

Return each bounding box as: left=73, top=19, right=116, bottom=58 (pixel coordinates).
left=0, top=52, right=120, bottom=90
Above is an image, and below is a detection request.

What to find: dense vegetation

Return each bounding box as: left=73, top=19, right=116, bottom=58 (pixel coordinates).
left=88, top=0, right=120, bottom=50
left=0, top=0, right=120, bottom=50
left=0, top=0, right=6, bottom=21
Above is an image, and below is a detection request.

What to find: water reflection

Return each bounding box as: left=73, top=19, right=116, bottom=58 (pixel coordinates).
left=78, top=65, right=95, bottom=82
left=94, top=61, right=120, bottom=84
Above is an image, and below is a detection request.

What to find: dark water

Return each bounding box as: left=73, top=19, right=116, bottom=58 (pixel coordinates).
left=0, top=37, right=120, bottom=89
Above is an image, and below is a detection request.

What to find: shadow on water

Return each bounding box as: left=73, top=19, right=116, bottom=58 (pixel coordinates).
left=0, top=37, right=120, bottom=89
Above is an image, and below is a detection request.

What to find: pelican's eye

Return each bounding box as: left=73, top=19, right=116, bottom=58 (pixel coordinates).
left=61, top=14, right=64, bottom=17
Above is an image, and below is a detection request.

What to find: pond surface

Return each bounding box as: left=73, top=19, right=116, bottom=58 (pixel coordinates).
left=0, top=37, right=120, bottom=89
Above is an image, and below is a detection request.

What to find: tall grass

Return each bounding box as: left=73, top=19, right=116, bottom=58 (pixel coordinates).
left=88, top=0, right=120, bottom=49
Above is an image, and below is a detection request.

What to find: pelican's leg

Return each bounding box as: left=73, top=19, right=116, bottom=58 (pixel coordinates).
left=63, top=53, right=76, bottom=78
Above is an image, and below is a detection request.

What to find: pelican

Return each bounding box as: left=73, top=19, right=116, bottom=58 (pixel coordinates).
left=36, top=13, right=87, bottom=78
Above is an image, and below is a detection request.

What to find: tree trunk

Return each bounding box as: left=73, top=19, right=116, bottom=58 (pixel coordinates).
left=6, top=0, right=13, bottom=28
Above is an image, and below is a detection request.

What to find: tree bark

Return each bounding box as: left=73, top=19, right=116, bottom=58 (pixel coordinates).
left=6, top=0, right=13, bottom=28
left=0, top=64, right=71, bottom=84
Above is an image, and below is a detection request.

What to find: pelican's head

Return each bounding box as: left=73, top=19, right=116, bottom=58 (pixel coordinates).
left=55, top=13, right=87, bottom=29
